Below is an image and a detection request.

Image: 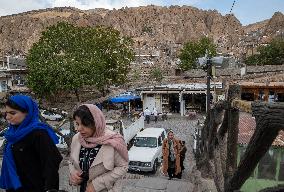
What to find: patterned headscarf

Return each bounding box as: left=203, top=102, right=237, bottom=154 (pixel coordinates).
left=77, top=104, right=128, bottom=161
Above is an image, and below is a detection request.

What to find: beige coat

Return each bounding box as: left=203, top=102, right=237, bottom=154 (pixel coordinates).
left=69, top=133, right=128, bottom=192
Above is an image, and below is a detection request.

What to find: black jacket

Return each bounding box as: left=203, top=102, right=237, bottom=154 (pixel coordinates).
left=8, top=129, right=62, bottom=192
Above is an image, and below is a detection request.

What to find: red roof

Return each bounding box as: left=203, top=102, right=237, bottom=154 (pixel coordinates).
left=238, top=112, right=284, bottom=147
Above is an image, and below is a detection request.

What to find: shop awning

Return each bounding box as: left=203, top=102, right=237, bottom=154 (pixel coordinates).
left=109, top=95, right=141, bottom=103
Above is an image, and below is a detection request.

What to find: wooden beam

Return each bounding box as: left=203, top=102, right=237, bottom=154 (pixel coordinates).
left=232, top=99, right=252, bottom=113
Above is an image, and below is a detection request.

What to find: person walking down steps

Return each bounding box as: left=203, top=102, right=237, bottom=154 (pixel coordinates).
left=162, top=130, right=181, bottom=180
left=144, top=107, right=151, bottom=124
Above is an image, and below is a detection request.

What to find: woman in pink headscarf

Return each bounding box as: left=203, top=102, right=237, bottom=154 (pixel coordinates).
left=69, top=104, right=128, bottom=192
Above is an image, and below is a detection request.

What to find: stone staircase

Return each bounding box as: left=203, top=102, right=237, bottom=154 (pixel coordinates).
left=118, top=177, right=193, bottom=192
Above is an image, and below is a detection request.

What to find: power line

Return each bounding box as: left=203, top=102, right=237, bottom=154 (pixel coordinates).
left=229, top=0, right=237, bottom=14
left=222, top=0, right=237, bottom=31
left=220, top=0, right=237, bottom=53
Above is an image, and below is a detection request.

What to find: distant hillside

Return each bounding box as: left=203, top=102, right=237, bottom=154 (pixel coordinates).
left=264, top=12, right=284, bottom=35
left=0, top=6, right=283, bottom=67
left=244, top=12, right=284, bottom=36
left=244, top=20, right=269, bottom=34
left=0, top=6, right=244, bottom=54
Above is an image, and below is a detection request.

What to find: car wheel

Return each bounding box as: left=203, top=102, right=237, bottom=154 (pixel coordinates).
left=152, top=159, right=158, bottom=173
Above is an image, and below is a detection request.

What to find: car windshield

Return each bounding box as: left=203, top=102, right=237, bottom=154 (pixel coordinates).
left=134, top=137, right=157, bottom=148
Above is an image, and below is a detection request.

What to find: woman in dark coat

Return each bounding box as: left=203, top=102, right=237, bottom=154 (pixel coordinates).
left=0, top=95, right=62, bottom=192
left=176, top=140, right=187, bottom=179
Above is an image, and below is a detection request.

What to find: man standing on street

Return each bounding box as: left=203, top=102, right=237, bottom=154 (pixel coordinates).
left=153, top=107, right=158, bottom=123
left=144, top=107, right=151, bottom=124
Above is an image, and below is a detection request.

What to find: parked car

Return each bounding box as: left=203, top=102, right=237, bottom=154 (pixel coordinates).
left=106, top=117, right=144, bottom=149
left=51, top=108, right=68, bottom=117
left=56, top=129, right=70, bottom=149
left=128, top=127, right=167, bottom=173
left=40, top=110, right=63, bottom=121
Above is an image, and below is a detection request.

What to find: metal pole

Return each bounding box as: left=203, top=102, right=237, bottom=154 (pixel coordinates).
left=206, top=58, right=212, bottom=114
left=138, top=41, right=141, bottom=65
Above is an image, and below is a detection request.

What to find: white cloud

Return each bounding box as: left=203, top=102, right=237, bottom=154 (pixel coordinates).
left=0, top=0, right=157, bottom=16
left=0, top=0, right=205, bottom=16
left=1, top=0, right=280, bottom=25
left=50, top=0, right=151, bottom=10
left=0, top=0, right=47, bottom=16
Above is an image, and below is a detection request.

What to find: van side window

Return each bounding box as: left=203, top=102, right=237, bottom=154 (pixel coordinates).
left=158, top=136, right=162, bottom=146
left=161, top=132, right=165, bottom=140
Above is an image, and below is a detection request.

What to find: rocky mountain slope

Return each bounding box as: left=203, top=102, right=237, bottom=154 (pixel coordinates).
left=1, top=6, right=283, bottom=55
left=0, top=6, right=283, bottom=84
left=0, top=5, right=245, bottom=54
left=244, top=12, right=284, bottom=36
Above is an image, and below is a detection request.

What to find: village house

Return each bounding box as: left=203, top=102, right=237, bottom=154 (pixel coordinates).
left=136, top=82, right=224, bottom=116
left=0, top=55, right=29, bottom=94
left=240, top=81, right=284, bottom=102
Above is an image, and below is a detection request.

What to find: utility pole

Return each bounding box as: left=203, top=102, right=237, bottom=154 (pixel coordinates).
left=199, top=51, right=213, bottom=114
left=138, top=41, right=141, bottom=65
left=206, top=57, right=212, bottom=114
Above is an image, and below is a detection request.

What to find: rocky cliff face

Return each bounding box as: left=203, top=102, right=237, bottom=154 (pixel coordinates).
left=238, top=12, right=284, bottom=60
left=0, top=7, right=103, bottom=54
left=0, top=6, right=283, bottom=85
left=265, top=12, right=284, bottom=35
left=0, top=6, right=244, bottom=54
left=244, top=12, right=284, bottom=38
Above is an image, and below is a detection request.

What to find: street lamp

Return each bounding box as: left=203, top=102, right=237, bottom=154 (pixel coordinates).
left=197, top=55, right=226, bottom=113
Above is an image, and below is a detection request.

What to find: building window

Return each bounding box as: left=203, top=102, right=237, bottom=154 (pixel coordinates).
left=239, top=146, right=255, bottom=178
left=239, top=146, right=246, bottom=160
left=268, top=91, right=275, bottom=103
left=277, top=93, right=284, bottom=102
left=257, top=149, right=277, bottom=180
left=241, top=92, right=254, bottom=101
left=278, top=151, right=284, bottom=181
left=258, top=90, right=265, bottom=101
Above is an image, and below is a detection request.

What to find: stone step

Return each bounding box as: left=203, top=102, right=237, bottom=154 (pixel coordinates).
left=120, top=177, right=194, bottom=192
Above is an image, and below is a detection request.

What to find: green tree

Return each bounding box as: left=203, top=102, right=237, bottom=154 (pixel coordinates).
left=27, top=22, right=134, bottom=99
left=245, top=54, right=261, bottom=65
left=132, top=70, right=140, bottom=81
left=245, top=37, right=284, bottom=65
left=178, top=37, right=217, bottom=70
left=149, top=67, right=164, bottom=83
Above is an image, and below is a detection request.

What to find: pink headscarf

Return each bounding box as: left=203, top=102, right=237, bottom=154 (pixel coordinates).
left=78, top=104, right=128, bottom=161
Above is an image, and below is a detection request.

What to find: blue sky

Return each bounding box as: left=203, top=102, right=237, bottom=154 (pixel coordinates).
left=0, top=0, right=283, bottom=25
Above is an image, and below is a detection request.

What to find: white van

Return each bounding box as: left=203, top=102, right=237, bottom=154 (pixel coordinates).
left=128, top=127, right=167, bottom=173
